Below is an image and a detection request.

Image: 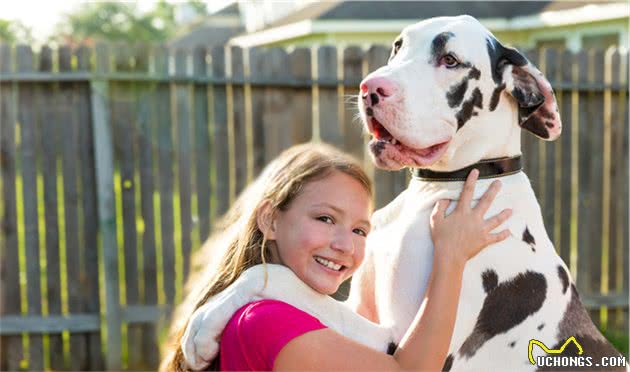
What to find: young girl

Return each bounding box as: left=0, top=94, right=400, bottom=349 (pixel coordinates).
left=161, top=143, right=511, bottom=371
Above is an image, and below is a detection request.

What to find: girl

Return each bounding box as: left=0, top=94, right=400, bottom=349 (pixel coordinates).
left=161, top=143, right=511, bottom=371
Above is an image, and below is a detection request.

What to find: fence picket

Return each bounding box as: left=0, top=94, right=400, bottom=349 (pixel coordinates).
left=342, top=46, right=365, bottom=161
left=192, top=47, right=212, bottom=242
left=263, top=48, right=292, bottom=161
left=38, top=45, right=64, bottom=371
left=230, top=46, right=248, bottom=195
left=174, top=49, right=193, bottom=287
left=249, top=48, right=267, bottom=176
left=558, top=49, right=574, bottom=266
left=112, top=46, right=141, bottom=370
left=57, top=45, right=89, bottom=370
left=16, top=44, right=44, bottom=371
left=318, top=46, right=342, bottom=147
left=153, top=46, right=176, bottom=305
left=0, top=43, right=23, bottom=371
left=211, top=46, right=230, bottom=216
left=288, top=47, right=313, bottom=145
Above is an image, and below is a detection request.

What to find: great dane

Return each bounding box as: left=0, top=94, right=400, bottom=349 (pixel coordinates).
left=181, top=16, right=624, bottom=371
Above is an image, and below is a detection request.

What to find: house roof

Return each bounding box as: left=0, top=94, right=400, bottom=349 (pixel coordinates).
left=267, top=1, right=620, bottom=28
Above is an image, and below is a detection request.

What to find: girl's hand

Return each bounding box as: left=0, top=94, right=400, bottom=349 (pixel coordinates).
left=430, top=169, right=512, bottom=269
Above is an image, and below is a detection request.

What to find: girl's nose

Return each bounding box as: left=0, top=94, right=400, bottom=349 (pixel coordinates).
left=331, top=231, right=354, bottom=254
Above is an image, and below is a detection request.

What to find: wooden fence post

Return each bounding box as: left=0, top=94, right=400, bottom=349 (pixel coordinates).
left=90, top=43, right=122, bottom=370
left=76, top=44, right=105, bottom=370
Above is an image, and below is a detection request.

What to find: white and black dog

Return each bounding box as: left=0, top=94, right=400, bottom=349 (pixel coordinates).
left=181, top=16, right=624, bottom=371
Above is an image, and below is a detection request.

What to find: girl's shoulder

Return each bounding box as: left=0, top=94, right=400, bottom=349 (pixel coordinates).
left=221, top=299, right=327, bottom=370
left=228, top=299, right=324, bottom=330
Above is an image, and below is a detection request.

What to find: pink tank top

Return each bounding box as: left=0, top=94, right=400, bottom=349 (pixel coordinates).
left=219, top=299, right=327, bottom=371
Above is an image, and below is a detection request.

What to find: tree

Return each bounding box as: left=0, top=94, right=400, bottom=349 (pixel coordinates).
left=0, top=19, right=34, bottom=44
left=51, top=1, right=206, bottom=45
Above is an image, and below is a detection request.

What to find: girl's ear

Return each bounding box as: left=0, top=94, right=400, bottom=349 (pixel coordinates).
left=257, top=200, right=277, bottom=240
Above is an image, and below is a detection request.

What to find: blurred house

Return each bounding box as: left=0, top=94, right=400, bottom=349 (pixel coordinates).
left=218, top=0, right=628, bottom=51
left=169, top=3, right=244, bottom=50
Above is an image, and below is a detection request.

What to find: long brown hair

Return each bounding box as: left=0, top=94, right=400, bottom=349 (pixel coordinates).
left=160, top=143, right=372, bottom=371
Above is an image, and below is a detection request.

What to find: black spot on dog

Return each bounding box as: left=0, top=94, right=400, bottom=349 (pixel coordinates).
left=482, top=269, right=498, bottom=293
left=557, top=266, right=569, bottom=294
left=446, top=78, right=468, bottom=108
left=373, top=140, right=386, bottom=156
left=366, top=107, right=373, bottom=116
left=431, top=32, right=454, bottom=64
left=468, top=67, right=481, bottom=80
left=458, top=271, right=547, bottom=359
left=386, top=342, right=398, bottom=355
left=446, top=66, right=482, bottom=109
left=442, top=353, right=454, bottom=371
left=538, top=323, right=545, bottom=331
left=539, top=285, right=625, bottom=370
left=456, top=87, right=483, bottom=129
left=486, top=37, right=528, bottom=85
left=509, top=341, right=516, bottom=348
left=544, top=121, right=554, bottom=128
left=521, top=115, right=550, bottom=139
left=523, top=226, right=535, bottom=252
left=489, top=83, right=505, bottom=112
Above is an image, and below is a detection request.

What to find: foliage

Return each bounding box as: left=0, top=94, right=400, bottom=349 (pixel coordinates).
left=0, top=19, right=34, bottom=44
left=51, top=1, right=207, bottom=45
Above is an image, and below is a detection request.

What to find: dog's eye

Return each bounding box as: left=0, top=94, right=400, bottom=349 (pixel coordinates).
left=440, top=54, right=460, bottom=68
left=391, top=38, right=403, bottom=59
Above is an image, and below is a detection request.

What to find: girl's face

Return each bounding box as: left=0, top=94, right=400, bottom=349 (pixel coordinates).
left=267, top=171, right=372, bottom=295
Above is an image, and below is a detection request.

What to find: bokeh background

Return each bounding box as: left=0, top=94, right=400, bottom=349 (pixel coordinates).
left=0, top=1, right=628, bottom=370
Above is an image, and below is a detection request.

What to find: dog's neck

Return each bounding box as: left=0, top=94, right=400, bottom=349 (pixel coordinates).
left=428, top=100, right=522, bottom=172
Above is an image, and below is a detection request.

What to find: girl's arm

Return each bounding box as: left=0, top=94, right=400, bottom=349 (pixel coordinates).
left=275, top=169, right=512, bottom=371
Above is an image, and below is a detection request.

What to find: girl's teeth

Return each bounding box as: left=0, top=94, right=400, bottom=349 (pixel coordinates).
left=392, top=138, right=398, bottom=145
left=315, top=256, right=342, bottom=271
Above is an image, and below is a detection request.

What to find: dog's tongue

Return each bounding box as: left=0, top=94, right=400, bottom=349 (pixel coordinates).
left=371, top=118, right=393, bottom=140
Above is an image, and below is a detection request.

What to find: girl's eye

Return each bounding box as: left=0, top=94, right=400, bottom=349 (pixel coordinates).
left=440, top=54, right=459, bottom=68
left=317, top=216, right=334, bottom=224
left=353, top=228, right=367, bottom=237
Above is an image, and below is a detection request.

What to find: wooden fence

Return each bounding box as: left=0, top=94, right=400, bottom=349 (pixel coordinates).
left=0, top=43, right=627, bottom=370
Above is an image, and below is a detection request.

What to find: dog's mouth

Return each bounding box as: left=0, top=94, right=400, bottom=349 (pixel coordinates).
left=367, top=117, right=450, bottom=168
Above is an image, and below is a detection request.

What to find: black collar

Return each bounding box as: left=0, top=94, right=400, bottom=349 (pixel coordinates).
left=410, top=156, right=522, bottom=182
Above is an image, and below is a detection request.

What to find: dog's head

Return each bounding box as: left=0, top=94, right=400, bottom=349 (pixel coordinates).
left=358, top=15, right=561, bottom=171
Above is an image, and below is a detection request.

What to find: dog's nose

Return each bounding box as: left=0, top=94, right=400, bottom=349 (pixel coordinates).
left=360, top=77, right=396, bottom=107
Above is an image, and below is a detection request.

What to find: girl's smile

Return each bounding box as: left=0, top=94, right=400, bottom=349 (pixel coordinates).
left=260, top=171, right=373, bottom=295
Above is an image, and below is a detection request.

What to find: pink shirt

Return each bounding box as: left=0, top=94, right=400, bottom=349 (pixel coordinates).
left=219, top=299, right=327, bottom=371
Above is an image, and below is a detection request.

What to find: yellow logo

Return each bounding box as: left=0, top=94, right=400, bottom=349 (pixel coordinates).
left=528, top=336, right=583, bottom=365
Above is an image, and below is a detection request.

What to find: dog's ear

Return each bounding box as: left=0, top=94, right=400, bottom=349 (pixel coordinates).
left=488, top=39, right=562, bottom=141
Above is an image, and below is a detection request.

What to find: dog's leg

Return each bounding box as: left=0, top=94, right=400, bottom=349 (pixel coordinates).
left=347, top=248, right=379, bottom=323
